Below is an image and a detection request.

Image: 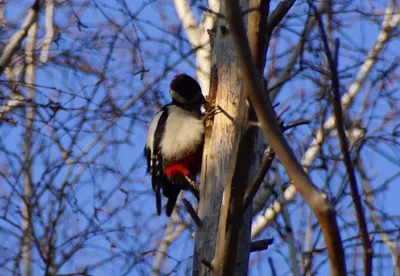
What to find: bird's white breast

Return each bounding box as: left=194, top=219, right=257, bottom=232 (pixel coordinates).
left=161, top=105, right=204, bottom=160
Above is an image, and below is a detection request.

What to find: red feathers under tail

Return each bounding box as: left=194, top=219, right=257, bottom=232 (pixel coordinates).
left=165, top=163, right=192, bottom=179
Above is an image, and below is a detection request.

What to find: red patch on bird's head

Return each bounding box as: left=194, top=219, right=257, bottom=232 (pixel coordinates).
left=170, top=74, right=184, bottom=90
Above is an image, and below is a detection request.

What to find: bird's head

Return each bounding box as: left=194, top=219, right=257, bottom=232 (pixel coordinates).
left=169, top=74, right=206, bottom=106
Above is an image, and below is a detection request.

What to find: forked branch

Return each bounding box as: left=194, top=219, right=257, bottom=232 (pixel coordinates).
left=224, top=0, right=347, bottom=274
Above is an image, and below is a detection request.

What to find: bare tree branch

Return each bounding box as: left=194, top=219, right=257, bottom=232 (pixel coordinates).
left=247, top=0, right=270, bottom=71
left=172, top=0, right=200, bottom=46
left=172, top=0, right=220, bottom=95
left=357, top=159, right=400, bottom=276
left=151, top=212, right=187, bottom=275
left=303, top=212, right=313, bottom=276
left=224, top=0, right=346, bottom=274
left=268, top=257, right=278, bottom=276
left=21, top=17, right=38, bottom=276
left=242, top=147, right=275, bottom=212
left=0, top=0, right=40, bottom=75
left=0, top=92, right=25, bottom=121
left=252, top=1, right=400, bottom=239
left=1, top=1, right=399, bottom=274
left=312, top=3, right=372, bottom=274
left=275, top=161, right=301, bottom=276
left=268, top=1, right=329, bottom=100
left=39, top=0, right=54, bottom=64
left=243, top=120, right=309, bottom=213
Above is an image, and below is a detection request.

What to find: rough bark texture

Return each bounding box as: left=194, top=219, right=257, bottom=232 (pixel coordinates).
left=192, top=0, right=257, bottom=275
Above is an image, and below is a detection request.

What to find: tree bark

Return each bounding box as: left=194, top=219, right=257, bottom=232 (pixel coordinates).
left=192, top=0, right=258, bottom=275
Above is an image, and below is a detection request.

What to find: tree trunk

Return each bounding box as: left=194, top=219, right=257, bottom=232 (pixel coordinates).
left=193, top=0, right=263, bottom=274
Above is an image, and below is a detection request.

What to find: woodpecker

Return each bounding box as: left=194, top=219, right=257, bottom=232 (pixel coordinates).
left=144, top=74, right=206, bottom=216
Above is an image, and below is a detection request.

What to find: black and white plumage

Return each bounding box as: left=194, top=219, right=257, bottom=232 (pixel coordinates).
left=144, top=74, right=206, bottom=216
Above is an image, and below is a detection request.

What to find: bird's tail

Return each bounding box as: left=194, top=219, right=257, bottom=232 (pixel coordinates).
left=165, top=190, right=180, bottom=216
left=155, top=185, right=161, bottom=215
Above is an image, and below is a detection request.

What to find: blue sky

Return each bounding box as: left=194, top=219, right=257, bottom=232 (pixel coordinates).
left=1, top=0, right=399, bottom=275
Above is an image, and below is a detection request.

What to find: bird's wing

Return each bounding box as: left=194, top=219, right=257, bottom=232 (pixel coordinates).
left=150, top=107, right=169, bottom=215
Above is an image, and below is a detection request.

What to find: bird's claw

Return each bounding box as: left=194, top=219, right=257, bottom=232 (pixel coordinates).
left=202, top=106, right=221, bottom=122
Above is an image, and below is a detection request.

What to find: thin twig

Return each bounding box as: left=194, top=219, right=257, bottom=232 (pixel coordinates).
left=182, top=198, right=202, bottom=227
left=266, top=0, right=296, bottom=31
left=242, top=147, right=275, bottom=213
left=283, top=119, right=311, bottom=131
left=357, top=159, right=400, bottom=275
left=268, top=1, right=329, bottom=100
left=263, top=0, right=296, bottom=64
left=152, top=210, right=186, bottom=275
left=303, top=212, right=313, bottom=276
left=275, top=161, right=300, bottom=276
left=268, top=257, right=278, bottom=276
left=250, top=238, right=273, bottom=252
left=310, top=3, right=372, bottom=275
left=198, top=5, right=224, bottom=18
left=243, top=118, right=309, bottom=213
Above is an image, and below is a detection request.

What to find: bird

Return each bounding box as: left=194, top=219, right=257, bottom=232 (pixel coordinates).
left=144, top=74, right=206, bottom=216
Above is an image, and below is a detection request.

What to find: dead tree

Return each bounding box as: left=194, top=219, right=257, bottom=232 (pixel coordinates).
left=194, top=0, right=347, bottom=275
